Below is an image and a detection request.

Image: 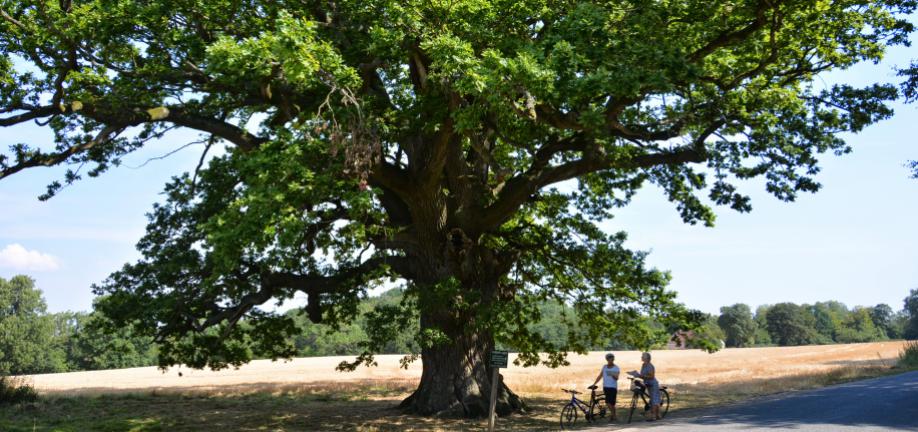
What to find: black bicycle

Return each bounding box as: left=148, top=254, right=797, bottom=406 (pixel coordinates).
left=626, top=377, right=670, bottom=423
left=559, top=385, right=607, bottom=429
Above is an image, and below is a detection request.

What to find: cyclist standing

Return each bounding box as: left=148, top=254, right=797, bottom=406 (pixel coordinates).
left=591, top=353, right=620, bottom=422
left=628, top=352, right=661, bottom=421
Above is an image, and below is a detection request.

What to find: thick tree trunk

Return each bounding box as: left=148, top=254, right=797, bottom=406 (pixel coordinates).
left=398, top=189, right=525, bottom=417
left=399, top=326, right=526, bottom=417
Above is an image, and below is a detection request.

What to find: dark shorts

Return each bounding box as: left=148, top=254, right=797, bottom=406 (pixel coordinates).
left=603, top=387, right=617, bottom=404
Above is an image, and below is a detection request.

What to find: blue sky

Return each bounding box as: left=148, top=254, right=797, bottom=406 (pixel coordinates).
left=1, top=45, right=916, bottom=316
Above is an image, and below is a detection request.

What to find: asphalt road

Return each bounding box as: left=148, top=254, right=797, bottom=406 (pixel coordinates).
left=613, top=370, right=918, bottom=432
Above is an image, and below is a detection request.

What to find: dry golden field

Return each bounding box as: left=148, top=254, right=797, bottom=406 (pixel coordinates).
left=8, top=341, right=911, bottom=431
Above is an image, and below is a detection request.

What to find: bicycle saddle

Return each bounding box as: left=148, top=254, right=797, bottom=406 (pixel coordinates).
left=587, top=385, right=598, bottom=390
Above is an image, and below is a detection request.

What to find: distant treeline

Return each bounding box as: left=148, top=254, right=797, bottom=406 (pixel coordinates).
left=703, top=301, right=913, bottom=348
left=0, top=276, right=157, bottom=375
left=285, top=290, right=918, bottom=354
left=2, top=274, right=917, bottom=375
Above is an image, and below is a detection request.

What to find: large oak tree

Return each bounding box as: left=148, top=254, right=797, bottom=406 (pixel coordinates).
left=1, top=0, right=914, bottom=417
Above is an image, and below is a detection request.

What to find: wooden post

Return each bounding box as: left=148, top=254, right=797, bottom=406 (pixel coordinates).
left=487, top=350, right=508, bottom=431
left=487, top=366, right=500, bottom=432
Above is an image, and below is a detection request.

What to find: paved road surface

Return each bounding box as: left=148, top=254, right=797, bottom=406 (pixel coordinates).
left=609, top=370, right=918, bottom=432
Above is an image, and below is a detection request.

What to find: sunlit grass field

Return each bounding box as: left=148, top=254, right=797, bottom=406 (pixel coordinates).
left=1, top=341, right=911, bottom=431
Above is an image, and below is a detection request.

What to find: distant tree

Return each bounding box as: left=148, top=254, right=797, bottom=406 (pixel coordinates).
left=753, top=305, right=773, bottom=346
left=0, top=276, right=64, bottom=374
left=904, top=289, right=918, bottom=339
left=836, top=307, right=886, bottom=343
left=808, top=304, right=838, bottom=341
left=686, top=314, right=726, bottom=349
left=890, top=310, right=909, bottom=340
left=531, top=299, right=657, bottom=352
left=807, top=301, right=850, bottom=342
left=870, top=304, right=896, bottom=339
left=286, top=288, right=420, bottom=357
left=717, top=304, right=757, bottom=348
left=526, top=301, right=571, bottom=349
left=50, top=311, right=86, bottom=369
left=765, top=303, right=822, bottom=346
left=64, top=311, right=158, bottom=371
left=753, top=327, right=773, bottom=346
left=288, top=314, right=368, bottom=356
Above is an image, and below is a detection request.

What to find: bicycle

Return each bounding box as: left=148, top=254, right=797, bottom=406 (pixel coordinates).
left=626, top=377, right=670, bottom=423
left=559, top=385, right=607, bottom=430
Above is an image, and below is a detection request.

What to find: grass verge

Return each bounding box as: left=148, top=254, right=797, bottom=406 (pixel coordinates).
left=898, top=340, right=918, bottom=369
left=0, top=375, right=38, bottom=405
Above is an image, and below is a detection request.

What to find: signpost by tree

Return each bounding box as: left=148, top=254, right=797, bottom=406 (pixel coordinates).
left=1, top=0, right=915, bottom=418
left=488, top=350, right=509, bottom=431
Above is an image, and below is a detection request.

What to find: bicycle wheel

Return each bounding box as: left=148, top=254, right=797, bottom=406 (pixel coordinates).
left=587, top=400, right=603, bottom=422
left=627, top=393, right=639, bottom=424
left=659, top=389, right=670, bottom=418
left=560, top=403, right=578, bottom=430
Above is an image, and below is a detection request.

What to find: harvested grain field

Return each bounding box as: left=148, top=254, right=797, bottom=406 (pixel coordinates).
left=6, top=341, right=911, bottom=431
left=26, top=341, right=906, bottom=397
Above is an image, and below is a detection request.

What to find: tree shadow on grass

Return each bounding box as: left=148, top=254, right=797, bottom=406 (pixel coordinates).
left=9, top=366, right=912, bottom=432
left=3, top=382, right=564, bottom=432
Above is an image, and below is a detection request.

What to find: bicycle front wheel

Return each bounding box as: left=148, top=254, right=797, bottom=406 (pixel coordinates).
left=560, top=403, right=578, bottom=430
left=627, top=393, right=639, bottom=424
left=660, top=389, right=670, bottom=418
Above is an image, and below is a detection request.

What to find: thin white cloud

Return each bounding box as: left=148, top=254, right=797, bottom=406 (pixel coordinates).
left=0, top=243, right=61, bottom=271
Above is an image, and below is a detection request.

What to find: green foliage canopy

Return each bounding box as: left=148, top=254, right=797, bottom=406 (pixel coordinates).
left=869, top=303, right=896, bottom=339
left=0, top=276, right=63, bottom=374
left=718, top=303, right=757, bottom=347
left=904, top=288, right=918, bottom=339
left=765, top=302, right=823, bottom=346
left=835, top=307, right=886, bottom=343
left=62, top=310, right=159, bottom=371
left=0, top=276, right=156, bottom=374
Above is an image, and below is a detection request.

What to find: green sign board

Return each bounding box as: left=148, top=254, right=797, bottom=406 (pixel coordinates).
left=490, top=350, right=509, bottom=368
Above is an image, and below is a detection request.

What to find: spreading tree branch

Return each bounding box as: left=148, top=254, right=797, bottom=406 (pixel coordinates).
left=194, top=256, right=413, bottom=330
left=1, top=103, right=269, bottom=179
left=481, top=130, right=716, bottom=230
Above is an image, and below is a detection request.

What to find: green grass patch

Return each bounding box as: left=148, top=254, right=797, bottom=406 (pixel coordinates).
left=0, top=375, right=38, bottom=405
left=898, top=340, right=918, bottom=368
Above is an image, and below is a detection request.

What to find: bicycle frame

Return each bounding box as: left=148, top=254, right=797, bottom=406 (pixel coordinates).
left=560, top=387, right=610, bottom=429
left=567, top=393, right=593, bottom=416
left=626, top=377, right=669, bottom=423
left=572, top=388, right=604, bottom=416
left=631, top=386, right=650, bottom=406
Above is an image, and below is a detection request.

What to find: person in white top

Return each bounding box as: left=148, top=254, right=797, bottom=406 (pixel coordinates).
left=591, top=353, right=620, bottom=422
